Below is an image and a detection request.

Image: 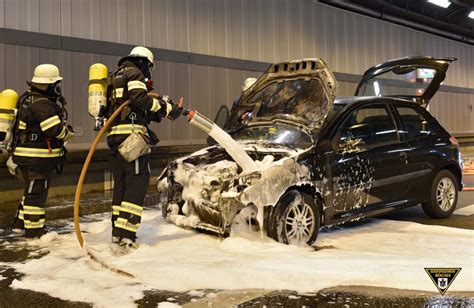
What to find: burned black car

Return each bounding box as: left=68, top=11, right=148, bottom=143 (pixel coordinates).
left=159, top=57, right=463, bottom=246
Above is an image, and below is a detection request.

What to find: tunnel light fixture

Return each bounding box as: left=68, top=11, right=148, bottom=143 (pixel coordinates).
left=469, top=11, right=474, bottom=19
left=427, top=0, right=451, bottom=8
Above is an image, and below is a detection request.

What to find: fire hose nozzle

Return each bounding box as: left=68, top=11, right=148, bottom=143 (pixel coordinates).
left=186, top=109, right=214, bottom=134
left=182, top=108, right=191, bottom=117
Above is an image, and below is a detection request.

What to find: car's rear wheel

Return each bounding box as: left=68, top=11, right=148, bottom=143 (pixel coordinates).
left=422, top=170, right=458, bottom=218
left=267, top=190, right=320, bottom=246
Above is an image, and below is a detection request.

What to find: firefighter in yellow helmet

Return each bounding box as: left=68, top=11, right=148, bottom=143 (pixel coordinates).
left=108, top=46, right=182, bottom=249
left=12, top=64, right=73, bottom=238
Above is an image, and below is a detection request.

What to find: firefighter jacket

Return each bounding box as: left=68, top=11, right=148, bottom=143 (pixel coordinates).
left=107, top=60, right=178, bottom=150
left=13, top=91, right=71, bottom=166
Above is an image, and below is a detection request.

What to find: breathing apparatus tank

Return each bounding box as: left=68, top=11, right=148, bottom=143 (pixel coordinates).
left=0, top=89, right=19, bottom=151
left=88, top=63, right=109, bottom=130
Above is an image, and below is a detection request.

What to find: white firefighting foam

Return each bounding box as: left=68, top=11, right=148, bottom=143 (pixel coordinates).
left=168, top=147, right=310, bottom=234
left=3, top=208, right=473, bottom=307
left=208, top=124, right=258, bottom=173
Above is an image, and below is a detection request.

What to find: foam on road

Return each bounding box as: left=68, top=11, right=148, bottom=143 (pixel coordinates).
left=2, top=207, right=472, bottom=307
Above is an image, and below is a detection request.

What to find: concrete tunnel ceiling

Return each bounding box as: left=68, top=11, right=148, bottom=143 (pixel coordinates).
left=320, top=0, right=474, bottom=44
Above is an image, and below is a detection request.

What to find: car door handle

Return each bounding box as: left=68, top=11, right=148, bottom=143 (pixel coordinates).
left=399, top=152, right=408, bottom=161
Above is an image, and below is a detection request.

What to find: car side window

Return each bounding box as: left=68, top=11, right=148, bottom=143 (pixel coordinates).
left=396, top=106, right=432, bottom=139
left=338, top=104, right=398, bottom=149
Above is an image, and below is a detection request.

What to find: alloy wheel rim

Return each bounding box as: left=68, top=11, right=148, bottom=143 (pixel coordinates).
left=285, top=197, right=315, bottom=245
left=436, top=177, right=456, bottom=211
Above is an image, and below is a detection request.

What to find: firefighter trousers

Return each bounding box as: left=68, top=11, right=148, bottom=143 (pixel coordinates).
left=15, top=165, right=54, bottom=238
left=110, top=152, right=150, bottom=241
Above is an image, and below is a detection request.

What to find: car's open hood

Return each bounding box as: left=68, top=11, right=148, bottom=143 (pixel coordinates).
left=236, top=58, right=338, bottom=131
left=355, top=56, right=456, bottom=106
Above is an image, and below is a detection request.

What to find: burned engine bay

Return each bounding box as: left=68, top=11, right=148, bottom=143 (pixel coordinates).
left=160, top=144, right=312, bottom=235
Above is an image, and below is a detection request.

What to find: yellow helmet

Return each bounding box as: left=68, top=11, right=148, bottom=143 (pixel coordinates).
left=31, top=64, right=63, bottom=84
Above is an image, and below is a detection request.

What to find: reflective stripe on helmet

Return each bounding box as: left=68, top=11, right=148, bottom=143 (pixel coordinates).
left=40, top=115, right=61, bottom=131
left=107, top=124, right=147, bottom=136
left=127, top=80, right=147, bottom=91
left=150, top=98, right=161, bottom=112
left=14, top=147, right=63, bottom=158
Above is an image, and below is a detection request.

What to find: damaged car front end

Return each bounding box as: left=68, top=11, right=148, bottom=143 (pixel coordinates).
left=160, top=58, right=338, bottom=240
left=162, top=144, right=309, bottom=235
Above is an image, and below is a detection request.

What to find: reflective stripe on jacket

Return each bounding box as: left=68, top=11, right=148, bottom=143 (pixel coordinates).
left=106, top=61, right=173, bottom=150
left=13, top=91, right=68, bottom=166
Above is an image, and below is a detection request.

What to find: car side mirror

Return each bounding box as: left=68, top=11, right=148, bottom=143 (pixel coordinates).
left=207, top=105, right=230, bottom=146
left=421, top=120, right=429, bottom=132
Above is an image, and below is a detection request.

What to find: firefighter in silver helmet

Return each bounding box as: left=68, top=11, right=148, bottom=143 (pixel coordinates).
left=12, top=64, right=73, bottom=238
left=225, top=77, right=257, bottom=131
left=108, top=46, right=182, bottom=249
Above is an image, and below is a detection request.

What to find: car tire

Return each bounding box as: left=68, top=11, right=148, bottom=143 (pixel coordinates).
left=267, top=189, right=320, bottom=246
left=422, top=169, right=458, bottom=219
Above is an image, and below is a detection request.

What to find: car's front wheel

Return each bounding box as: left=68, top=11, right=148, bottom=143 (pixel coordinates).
left=422, top=169, right=458, bottom=218
left=267, top=190, right=320, bottom=246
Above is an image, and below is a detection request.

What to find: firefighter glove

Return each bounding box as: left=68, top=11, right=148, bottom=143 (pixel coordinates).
left=167, top=104, right=182, bottom=121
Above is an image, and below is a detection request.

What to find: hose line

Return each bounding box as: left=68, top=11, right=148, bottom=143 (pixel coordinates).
left=73, top=93, right=159, bottom=278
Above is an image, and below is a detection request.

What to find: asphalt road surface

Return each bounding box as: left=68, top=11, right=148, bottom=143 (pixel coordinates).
left=0, top=191, right=472, bottom=308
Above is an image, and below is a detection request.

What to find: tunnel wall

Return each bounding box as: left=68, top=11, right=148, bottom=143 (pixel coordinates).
left=0, top=0, right=473, bottom=147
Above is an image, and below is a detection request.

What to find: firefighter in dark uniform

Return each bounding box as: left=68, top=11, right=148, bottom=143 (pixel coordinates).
left=108, top=46, right=181, bottom=249
left=12, top=64, right=73, bottom=238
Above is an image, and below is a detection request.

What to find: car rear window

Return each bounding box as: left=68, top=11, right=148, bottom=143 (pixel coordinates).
left=395, top=106, right=434, bottom=139
left=339, top=104, right=398, bottom=147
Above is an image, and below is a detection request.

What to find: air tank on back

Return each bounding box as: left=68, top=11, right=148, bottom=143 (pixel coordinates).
left=0, top=89, right=19, bottom=151
left=88, top=63, right=109, bottom=130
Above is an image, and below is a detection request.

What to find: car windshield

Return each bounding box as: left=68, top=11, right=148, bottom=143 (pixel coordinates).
left=358, top=67, right=437, bottom=97
left=231, top=122, right=313, bottom=149
left=238, top=78, right=330, bottom=129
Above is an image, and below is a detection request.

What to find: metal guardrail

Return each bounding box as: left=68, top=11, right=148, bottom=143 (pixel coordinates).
left=453, top=134, right=474, bottom=146
left=0, top=144, right=205, bottom=181
left=0, top=145, right=204, bottom=227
